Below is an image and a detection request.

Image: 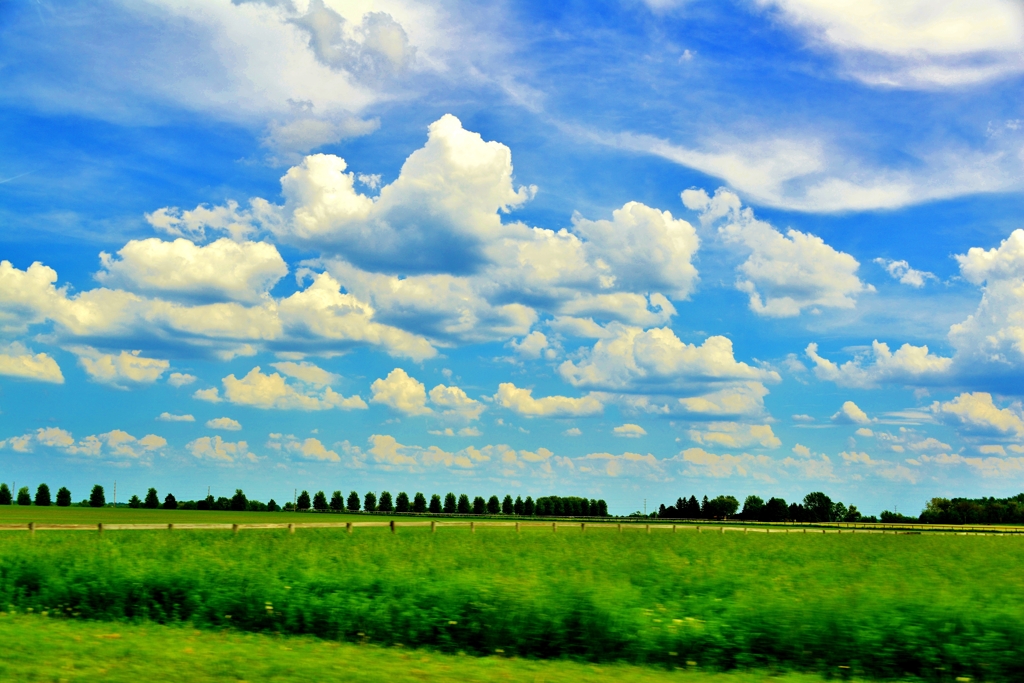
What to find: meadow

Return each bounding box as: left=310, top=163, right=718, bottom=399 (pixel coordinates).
left=0, top=523, right=1021, bottom=681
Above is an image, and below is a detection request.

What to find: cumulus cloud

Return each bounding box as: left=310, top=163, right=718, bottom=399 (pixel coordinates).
left=168, top=372, right=197, bottom=387
left=613, top=423, right=647, bottom=438
left=689, top=422, right=781, bottom=449
left=158, top=412, right=195, bottom=422
left=267, top=434, right=340, bottom=462
left=72, top=348, right=169, bottom=387
left=5, top=426, right=167, bottom=459
left=198, top=366, right=366, bottom=411
left=874, top=258, right=936, bottom=287
left=831, top=400, right=872, bottom=425
left=494, top=383, right=603, bottom=417
left=428, top=383, right=485, bottom=422
left=187, top=435, right=253, bottom=463
left=683, top=188, right=871, bottom=316
left=269, top=360, right=339, bottom=386
left=679, top=447, right=779, bottom=480
left=577, top=450, right=661, bottom=477
left=370, top=368, right=431, bottom=416
left=932, top=392, right=1024, bottom=436
left=563, top=427, right=582, bottom=436
left=509, top=331, right=550, bottom=360
left=805, top=341, right=952, bottom=388
left=206, top=417, right=242, bottom=431
left=0, top=344, right=63, bottom=383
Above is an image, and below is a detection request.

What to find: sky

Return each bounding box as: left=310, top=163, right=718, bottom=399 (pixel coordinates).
left=2, top=0, right=1024, bottom=515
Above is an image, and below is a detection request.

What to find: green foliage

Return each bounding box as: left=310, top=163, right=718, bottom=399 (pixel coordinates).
left=363, top=492, right=377, bottom=513
left=740, top=495, right=764, bottom=520
left=395, top=492, right=409, bottom=513
left=163, top=493, right=177, bottom=510
left=378, top=492, right=393, bottom=513
left=0, top=484, right=11, bottom=505
left=534, top=496, right=607, bottom=517
left=443, top=493, right=456, bottom=514
left=34, top=484, right=51, bottom=507
left=232, top=490, right=249, bottom=512
left=312, top=491, right=328, bottom=511
left=513, top=495, right=523, bottom=515
left=347, top=491, right=360, bottom=512
left=267, top=499, right=280, bottom=512
left=501, top=495, right=513, bottom=514
left=456, top=494, right=470, bottom=514
left=128, top=495, right=141, bottom=509
left=428, top=494, right=441, bottom=514
left=89, top=485, right=105, bottom=508
left=55, top=487, right=71, bottom=507
left=524, top=496, right=534, bottom=516
left=296, top=491, right=311, bottom=511
left=803, top=492, right=833, bottom=522
left=921, top=494, right=1024, bottom=524
left=0, top=531, right=1020, bottom=681
left=487, top=495, right=500, bottom=514
left=413, top=492, right=427, bottom=513
left=144, top=488, right=160, bottom=509
left=17, top=487, right=31, bottom=506
left=472, top=496, right=486, bottom=515
left=330, top=491, right=344, bottom=512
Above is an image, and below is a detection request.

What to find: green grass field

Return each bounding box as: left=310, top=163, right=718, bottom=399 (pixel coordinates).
left=0, top=524, right=1020, bottom=680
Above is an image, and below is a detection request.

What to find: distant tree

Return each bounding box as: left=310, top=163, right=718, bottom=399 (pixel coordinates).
left=429, top=494, right=442, bottom=514
left=831, top=502, right=848, bottom=523
left=267, top=499, right=280, bottom=512
left=378, top=491, right=393, bottom=512
left=0, top=483, right=11, bottom=505
left=17, top=487, right=32, bottom=506
left=580, top=499, right=591, bottom=516
left=658, top=503, right=667, bottom=518
left=700, top=495, right=710, bottom=518
left=513, top=495, right=524, bottom=515
left=197, top=495, right=213, bottom=511
left=56, top=487, right=72, bottom=507
left=313, top=491, right=328, bottom=511
left=443, top=492, right=457, bottom=514
left=764, top=497, right=788, bottom=522
left=596, top=499, right=608, bottom=517
left=232, top=489, right=248, bottom=512
left=396, top=492, right=410, bottom=513
left=788, top=503, right=805, bottom=522
left=347, top=491, right=360, bottom=512
left=127, top=494, right=141, bottom=509
left=803, top=492, right=834, bottom=523
left=501, top=495, right=514, bottom=515
left=843, top=504, right=862, bottom=522
left=458, top=494, right=471, bottom=514
left=34, top=484, right=51, bottom=507
left=90, top=485, right=105, bottom=508
left=144, top=488, right=160, bottom=509
left=413, top=492, right=427, bottom=513
left=283, top=501, right=295, bottom=512
left=330, top=490, right=344, bottom=512
left=524, top=496, right=535, bottom=516
left=364, top=491, right=377, bottom=512
left=296, top=490, right=311, bottom=511
left=487, top=495, right=500, bottom=514
left=683, top=496, right=700, bottom=518
left=247, top=500, right=266, bottom=512
left=163, top=493, right=177, bottom=510
left=741, top=495, right=765, bottom=521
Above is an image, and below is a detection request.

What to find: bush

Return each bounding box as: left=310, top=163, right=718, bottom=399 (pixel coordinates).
left=413, top=492, right=427, bottom=513
left=487, top=495, right=500, bottom=514
left=502, top=495, right=514, bottom=514
left=17, top=487, right=31, bottom=506
left=330, top=491, right=344, bottom=511
left=144, top=488, right=160, bottom=509
left=296, top=491, right=311, bottom=511
left=395, top=492, right=410, bottom=513
left=443, top=492, right=457, bottom=514
left=231, top=489, right=248, bottom=512
left=429, top=494, right=442, bottom=514
left=378, top=491, right=393, bottom=512
left=56, top=487, right=71, bottom=507
left=34, top=484, right=51, bottom=507
left=363, top=492, right=377, bottom=512
left=457, top=494, right=471, bottom=514
left=313, top=491, right=328, bottom=511
left=347, top=491, right=360, bottom=512
left=89, top=485, right=105, bottom=508
left=0, top=483, right=10, bottom=505
left=163, top=493, right=177, bottom=510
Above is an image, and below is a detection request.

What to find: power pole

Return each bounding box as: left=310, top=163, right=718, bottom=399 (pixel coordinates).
left=113, top=480, right=116, bottom=507
left=644, top=498, right=647, bottom=515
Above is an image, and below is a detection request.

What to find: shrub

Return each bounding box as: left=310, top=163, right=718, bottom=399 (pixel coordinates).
left=89, top=485, right=105, bottom=508
left=443, top=492, right=457, bottom=514
left=413, top=492, right=427, bottom=513
left=395, top=492, right=410, bottom=513
left=429, top=494, right=442, bottom=514
left=514, top=495, right=523, bottom=515
left=296, top=490, right=311, bottom=511
left=17, top=487, right=31, bottom=506
left=330, top=491, right=344, bottom=511
left=378, top=491, right=393, bottom=512
left=0, top=483, right=10, bottom=505
left=144, top=488, right=160, bottom=509
left=313, top=491, right=328, bottom=511
left=163, top=493, right=177, bottom=510
left=487, top=495, right=500, bottom=514
left=347, top=491, right=360, bottom=512
left=364, top=492, right=377, bottom=513
left=231, top=489, right=248, bottom=511
left=267, top=499, right=280, bottom=512
left=34, top=484, right=51, bottom=507
left=56, top=487, right=72, bottom=507
left=457, top=494, right=471, bottom=514
left=524, top=496, right=534, bottom=516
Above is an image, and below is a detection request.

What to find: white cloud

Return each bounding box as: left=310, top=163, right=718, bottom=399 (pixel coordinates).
left=791, top=443, right=812, bottom=457
left=428, top=383, right=485, bottom=422
left=0, top=345, right=63, bottom=383
left=73, top=348, right=169, bottom=387
left=831, top=400, right=871, bottom=425
left=932, top=392, right=1024, bottom=436
left=267, top=434, right=341, bottom=463
left=368, top=434, right=420, bottom=467
left=979, top=444, right=1006, bottom=455
left=563, top=427, right=582, bottom=436
left=805, top=341, right=952, bottom=388
left=270, top=361, right=339, bottom=387
left=16, top=426, right=167, bottom=459
left=509, top=331, right=549, bottom=360
left=613, top=423, right=647, bottom=438
left=206, top=417, right=242, bottom=431
left=577, top=450, right=661, bottom=477
left=792, top=414, right=815, bottom=423
left=187, top=435, right=253, bottom=463
left=96, top=238, right=288, bottom=304
left=494, top=383, right=603, bottom=417
left=679, top=447, right=778, bottom=480
left=201, top=366, right=367, bottom=411
left=874, top=258, right=936, bottom=287
left=689, top=422, right=781, bottom=449
left=370, top=368, right=431, bottom=416
left=684, top=188, right=871, bottom=317
left=158, top=412, right=195, bottom=422
left=855, top=427, right=873, bottom=437
left=168, top=372, right=197, bottom=387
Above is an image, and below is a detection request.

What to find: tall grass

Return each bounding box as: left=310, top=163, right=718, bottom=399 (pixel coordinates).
left=0, top=529, right=1021, bottom=680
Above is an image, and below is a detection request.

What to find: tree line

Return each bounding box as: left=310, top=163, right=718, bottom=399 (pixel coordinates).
left=0, top=483, right=608, bottom=517
left=653, top=491, right=871, bottom=523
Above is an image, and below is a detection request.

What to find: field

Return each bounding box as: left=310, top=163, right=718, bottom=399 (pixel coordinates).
left=1, top=521, right=1022, bottom=681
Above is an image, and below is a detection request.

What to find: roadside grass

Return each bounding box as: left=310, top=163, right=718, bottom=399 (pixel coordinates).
left=0, top=527, right=1021, bottom=680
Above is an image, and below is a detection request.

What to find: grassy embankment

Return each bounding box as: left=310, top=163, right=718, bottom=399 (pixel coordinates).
left=0, top=525, right=1021, bottom=680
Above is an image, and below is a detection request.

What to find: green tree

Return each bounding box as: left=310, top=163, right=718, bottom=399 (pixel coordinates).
left=296, top=490, right=311, bottom=511
left=347, top=491, right=360, bottom=511
left=231, top=489, right=248, bottom=511
left=429, top=494, right=442, bottom=514
left=844, top=504, right=862, bottom=522
left=56, top=487, right=72, bottom=507
left=378, top=491, right=393, bottom=512
left=89, top=485, right=105, bottom=508
left=144, top=488, right=160, bottom=509
left=513, top=495, right=524, bottom=515
left=413, top=492, right=427, bottom=513
left=395, top=491, right=410, bottom=513
left=596, top=499, right=608, bottom=516
left=443, top=492, right=457, bottom=514
left=524, top=496, right=535, bottom=516
left=764, top=497, right=788, bottom=522
left=267, top=499, right=280, bottom=512
left=163, top=493, right=177, bottom=510
left=364, top=491, right=377, bottom=512
left=803, top=492, right=834, bottom=522
left=502, top=495, right=514, bottom=514
left=741, top=495, right=765, bottom=521
left=34, top=484, right=51, bottom=507
left=487, top=495, right=500, bottom=514
left=128, top=494, right=141, bottom=508
left=330, top=490, right=344, bottom=511
left=17, top=487, right=31, bottom=506
left=472, top=496, right=486, bottom=514
left=313, top=491, right=328, bottom=511
left=0, top=483, right=11, bottom=505
left=457, top=494, right=471, bottom=514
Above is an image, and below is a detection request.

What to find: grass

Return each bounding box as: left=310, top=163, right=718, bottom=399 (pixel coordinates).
left=0, top=505, right=366, bottom=525
left=0, top=614, right=865, bottom=683
left=0, top=526, right=1021, bottom=680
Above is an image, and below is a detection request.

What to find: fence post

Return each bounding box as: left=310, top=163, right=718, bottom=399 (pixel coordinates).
left=288, top=523, right=295, bottom=534
left=617, top=523, right=622, bottom=533
left=515, top=522, right=519, bottom=533
left=552, top=521, right=557, bottom=533
left=697, top=526, right=701, bottom=534
left=28, top=522, right=34, bottom=536
left=470, top=521, right=475, bottom=533
left=431, top=520, right=437, bottom=534
left=672, top=525, right=677, bottom=533
left=345, top=522, right=351, bottom=534
left=581, top=522, right=586, bottom=533
left=232, top=524, right=239, bottom=535
left=97, top=523, right=103, bottom=535
left=720, top=527, right=724, bottom=535
left=744, top=528, right=748, bottom=535
left=168, top=523, right=174, bottom=532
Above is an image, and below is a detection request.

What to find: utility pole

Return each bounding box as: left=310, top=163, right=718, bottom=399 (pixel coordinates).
left=294, top=488, right=297, bottom=507
left=644, top=498, right=647, bottom=515
left=113, top=480, right=116, bottom=507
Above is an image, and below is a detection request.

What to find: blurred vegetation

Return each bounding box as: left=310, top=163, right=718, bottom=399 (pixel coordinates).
left=0, top=529, right=1021, bottom=680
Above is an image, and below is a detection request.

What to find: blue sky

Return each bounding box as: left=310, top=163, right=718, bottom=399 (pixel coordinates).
left=3, top=0, right=1024, bottom=514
